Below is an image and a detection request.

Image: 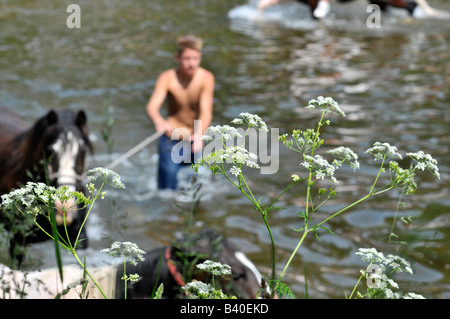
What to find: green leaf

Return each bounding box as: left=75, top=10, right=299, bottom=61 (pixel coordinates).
left=269, top=280, right=295, bottom=299
left=49, top=207, right=63, bottom=282
left=153, top=283, right=164, bottom=299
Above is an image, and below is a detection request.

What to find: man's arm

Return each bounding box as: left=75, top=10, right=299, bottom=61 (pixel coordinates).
left=146, top=71, right=173, bottom=135
left=258, top=0, right=285, bottom=11
left=192, top=71, right=215, bottom=153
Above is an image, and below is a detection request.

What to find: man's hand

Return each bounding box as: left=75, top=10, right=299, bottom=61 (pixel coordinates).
left=155, top=119, right=173, bottom=136
left=191, top=134, right=203, bottom=154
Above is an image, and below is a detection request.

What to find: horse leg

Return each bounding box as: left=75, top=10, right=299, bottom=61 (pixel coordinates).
left=368, top=0, right=390, bottom=11
left=368, top=0, right=418, bottom=15
left=298, top=0, right=331, bottom=19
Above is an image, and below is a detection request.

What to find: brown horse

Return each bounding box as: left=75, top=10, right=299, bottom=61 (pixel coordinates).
left=0, top=106, right=92, bottom=266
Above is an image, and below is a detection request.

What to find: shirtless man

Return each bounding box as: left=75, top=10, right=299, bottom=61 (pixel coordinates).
left=146, top=35, right=215, bottom=190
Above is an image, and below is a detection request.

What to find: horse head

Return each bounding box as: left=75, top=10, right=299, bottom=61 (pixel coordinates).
left=29, top=109, right=92, bottom=225
left=171, top=229, right=270, bottom=298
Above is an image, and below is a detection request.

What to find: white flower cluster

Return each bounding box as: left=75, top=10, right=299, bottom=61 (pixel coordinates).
left=101, top=241, right=145, bottom=266
left=365, top=142, right=403, bottom=161
left=204, top=125, right=242, bottom=142
left=231, top=112, right=269, bottom=132
left=356, top=248, right=413, bottom=274
left=305, top=96, right=346, bottom=117
left=202, top=146, right=259, bottom=169
left=122, top=273, right=141, bottom=283
left=1, top=182, right=56, bottom=211
left=403, top=292, right=426, bottom=299
left=182, top=260, right=234, bottom=299
left=355, top=248, right=424, bottom=299
left=196, top=260, right=232, bottom=277
left=230, top=166, right=242, bottom=177
left=406, top=151, right=440, bottom=179
left=87, top=167, right=125, bottom=189
left=327, top=146, right=360, bottom=171
left=182, top=281, right=214, bottom=298
left=301, top=154, right=338, bottom=183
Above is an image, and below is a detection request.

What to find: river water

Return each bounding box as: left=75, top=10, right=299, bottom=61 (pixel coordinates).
left=1, top=0, right=449, bottom=298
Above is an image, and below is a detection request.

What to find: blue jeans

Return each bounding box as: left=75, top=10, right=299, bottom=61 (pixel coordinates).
left=158, top=134, right=197, bottom=190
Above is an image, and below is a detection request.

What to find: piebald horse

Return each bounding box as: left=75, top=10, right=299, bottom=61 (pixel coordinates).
left=0, top=107, right=92, bottom=266
left=259, top=0, right=443, bottom=19
left=0, top=230, right=271, bottom=299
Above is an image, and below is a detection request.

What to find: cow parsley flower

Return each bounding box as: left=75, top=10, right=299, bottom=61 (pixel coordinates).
left=0, top=182, right=56, bottom=211
left=122, top=273, right=140, bottom=282
left=355, top=248, right=422, bottom=299
left=87, top=167, right=125, bottom=189
left=301, top=155, right=338, bottom=183
left=406, top=151, right=440, bottom=179
left=182, top=281, right=213, bottom=299
left=201, top=146, right=259, bottom=170
left=182, top=261, right=236, bottom=299
left=101, top=241, right=145, bottom=266
left=204, top=125, right=242, bottom=142
left=305, top=96, right=345, bottom=117
left=230, top=165, right=242, bottom=177
left=403, top=292, right=426, bottom=299
left=365, top=142, right=403, bottom=161
left=197, top=260, right=232, bottom=277
left=356, top=248, right=386, bottom=264
left=236, top=112, right=269, bottom=132
left=327, top=146, right=360, bottom=171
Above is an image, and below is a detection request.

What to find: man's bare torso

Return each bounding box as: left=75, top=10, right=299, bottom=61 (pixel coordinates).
left=165, top=67, right=210, bottom=136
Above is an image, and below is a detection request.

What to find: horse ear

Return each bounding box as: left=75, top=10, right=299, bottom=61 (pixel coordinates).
left=75, top=110, right=87, bottom=128
left=46, top=110, right=58, bottom=125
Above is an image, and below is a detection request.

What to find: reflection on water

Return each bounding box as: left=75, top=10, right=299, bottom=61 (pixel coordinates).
left=0, top=0, right=449, bottom=298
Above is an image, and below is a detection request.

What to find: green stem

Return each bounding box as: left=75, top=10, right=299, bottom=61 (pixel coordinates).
left=123, top=257, right=127, bottom=299
left=72, top=250, right=108, bottom=299
left=387, top=189, right=405, bottom=244
left=370, top=156, right=387, bottom=194
left=279, top=187, right=390, bottom=283
left=348, top=260, right=373, bottom=299
left=279, top=230, right=309, bottom=281
left=240, top=174, right=276, bottom=281
left=311, top=111, right=325, bottom=157
left=315, top=193, right=371, bottom=228
left=278, top=112, right=325, bottom=283
left=266, top=181, right=296, bottom=211
left=74, top=183, right=104, bottom=247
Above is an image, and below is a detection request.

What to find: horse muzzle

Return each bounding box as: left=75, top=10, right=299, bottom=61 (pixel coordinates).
left=54, top=197, right=78, bottom=226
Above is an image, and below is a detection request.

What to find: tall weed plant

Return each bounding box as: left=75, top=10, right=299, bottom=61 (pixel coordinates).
left=193, top=96, right=440, bottom=298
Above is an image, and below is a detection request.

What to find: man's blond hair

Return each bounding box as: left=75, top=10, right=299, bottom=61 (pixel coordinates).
left=176, top=35, right=203, bottom=55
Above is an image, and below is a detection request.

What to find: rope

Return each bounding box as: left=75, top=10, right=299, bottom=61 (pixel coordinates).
left=105, top=130, right=165, bottom=170
left=49, top=131, right=165, bottom=185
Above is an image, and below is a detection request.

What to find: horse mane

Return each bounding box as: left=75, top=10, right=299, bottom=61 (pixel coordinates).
left=114, top=229, right=230, bottom=299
